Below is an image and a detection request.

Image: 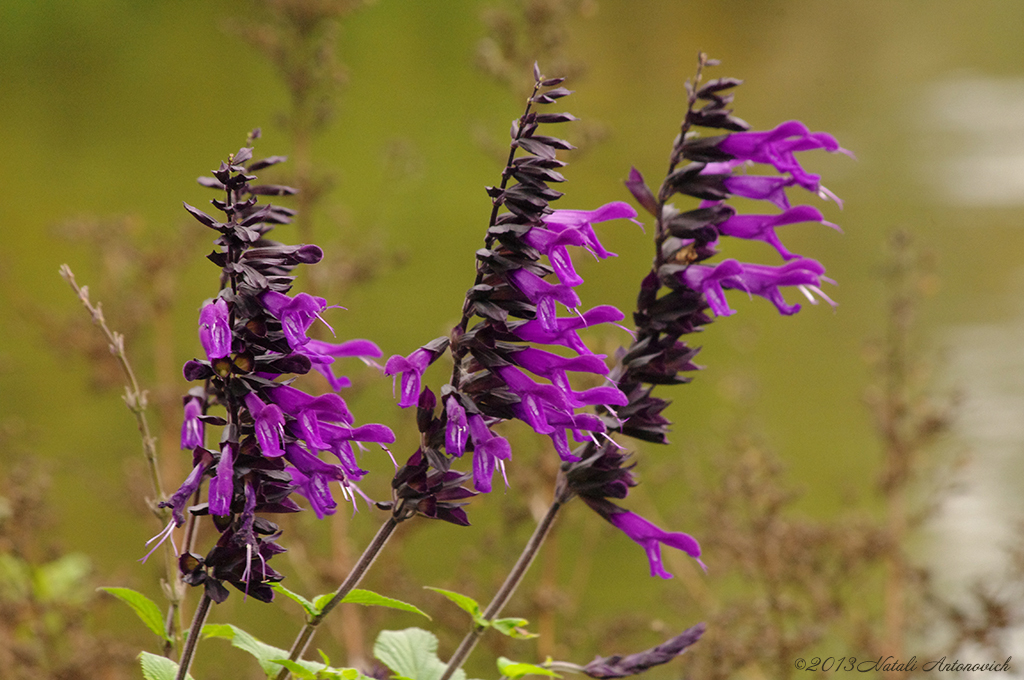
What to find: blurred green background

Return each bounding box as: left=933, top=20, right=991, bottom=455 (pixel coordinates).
left=2, top=0, right=1024, bottom=677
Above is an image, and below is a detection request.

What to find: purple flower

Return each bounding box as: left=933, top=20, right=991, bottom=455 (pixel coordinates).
left=445, top=395, right=469, bottom=456
left=384, top=338, right=449, bottom=408
left=260, top=290, right=332, bottom=349
left=466, top=414, right=511, bottom=492
left=522, top=201, right=639, bottom=285
left=209, top=442, right=235, bottom=517
left=608, top=510, right=703, bottom=579
left=509, top=305, right=625, bottom=355
left=180, top=394, right=204, bottom=449
left=721, top=174, right=795, bottom=210
left=680, top=257, right=835, bottom=317
left=384, top=348, right=433, bottom=408
left=244, top=393, right=285, bottom=457
left=715, top=204, right=840, bottom=260
left=285, top=466, right=338, bottom=519
left=300, top=338, right=382, bottom=391
left=161, top=453, right=213, bottom=526
left=717, top=120, right=852, bottom=194
left=284, top=442, right=350, bottom=518
left=198, top=298, right=231, bottom=360
left=507, top=267, right=581, bottom=332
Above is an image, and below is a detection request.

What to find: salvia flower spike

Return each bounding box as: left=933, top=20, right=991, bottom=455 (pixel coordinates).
left=157, top=135, right=393, bottom=602
left=561, top=54, right=849, bottom=579
left=383, top=66, right=635, bottom=507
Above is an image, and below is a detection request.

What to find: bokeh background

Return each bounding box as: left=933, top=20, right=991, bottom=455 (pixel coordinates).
left=3, top=0, right=1024, bottom=677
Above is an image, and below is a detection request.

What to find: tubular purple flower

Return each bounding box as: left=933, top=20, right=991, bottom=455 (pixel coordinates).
left=507, top=267, right=581, bottom=331
left=181, top=395, right=204, bottom=449
left=198, top=298, right=231, bottom=360
left=284, top=467, right=337, bottom=520
left=445, top=396, right=469, bottom=456
left=522, top=201, right=638, bottom=285
left=717, top=120, right=852, bottom=192
left=466, top=414, right=511, bottom=493
left=244, top=393, right=285, bottom=457
left=721, top=174, right=794, bottom=210
left=260, top=290, right=333, bottom=349
left=269, top=384, right=353, bottom=428
left=539, top=408, right=606, bottom=460
left=510, top=346, right=609, bottom=379
left=714, top=204, right=840, bottom=260
left=283, top=442, right=358, bottom=516
left=319, top=421, right=396, bottom=447
left=209, top=443, right=235, bottom=516
left=540, top=201, right=638, bottom=259
left=680, top=257, right=835, bottom=317
left=300, top=338, right=382, bottom=391
left=608, top=510, right=703, bottom=579
left=384, top=347, right=435, bottom=408
left=510, top=305, right=625, bottom=354
left=162, top=456, right=211, bottom=526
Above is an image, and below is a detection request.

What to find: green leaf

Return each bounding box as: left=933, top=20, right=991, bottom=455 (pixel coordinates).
left=139, top=651, right=194, bottom=680
left=491, top=618, right=538, bottom=640
left=313, top=593, right=335, bottom=613
left=341, top=589, right=431, bottom=619
left=203, top=623, right=313, bottom=678
left=271, top=659, right=317, bottom=679
left=424, top=587, right=485, bottom=626
left=203, top=624, right=367, bottom=680
left=496, top=658, right=561, bottom=679
left=373, top=628, right=466, bottom=680
left=99, top=587, right=171, bottom=642
left=271, top=582, right=319, bottom=618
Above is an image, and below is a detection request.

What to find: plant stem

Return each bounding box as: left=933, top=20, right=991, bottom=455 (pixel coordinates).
left=440, top=494, right=567, bottom=680
left=176, top=592, right=213, bottom=680
left=275, top=516, right=400, bottom=680
left=60, top=264, right=184, bottom=653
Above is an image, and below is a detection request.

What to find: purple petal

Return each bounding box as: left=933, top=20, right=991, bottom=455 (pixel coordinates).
left=445, top=397, right=469, bottom=456
left=608, top=511, right=702, bottom=579
left=716, top=205, right=840, bottom=260
left=181, top=397, right=204, bottom=449
left=681, top=257, right=833, bottom=317
left=198, top=299, right=231, bottom=360
left=209, top=443, right=235, bottom=516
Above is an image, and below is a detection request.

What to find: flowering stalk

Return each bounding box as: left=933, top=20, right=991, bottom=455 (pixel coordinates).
left=557, top=52, right=849, bottom=581
left=439, top=54, right=849, bottom=679
left=160, top=131, right=395, bottom=675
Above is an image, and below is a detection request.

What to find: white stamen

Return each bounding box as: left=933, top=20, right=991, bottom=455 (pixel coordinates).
left=139, top=520, right=178, bottom=563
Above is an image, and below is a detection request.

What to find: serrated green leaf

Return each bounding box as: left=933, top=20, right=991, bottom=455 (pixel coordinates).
left=271, top=582, right=319, bottom=618
left=496, top=657, right=561, bottom=679
left=139, top=651, right=194, bottom=680
left=491, top=618, right=538, bottom=640
left=424, top=587, right=484, bottom=626
left=100, top=587, right=171, bottom=642
left=341, top=589, right=431, bottom=619
left=373, top=628, right=466, bottom=680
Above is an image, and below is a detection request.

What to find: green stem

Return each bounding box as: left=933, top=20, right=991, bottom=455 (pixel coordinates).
left=439, top=494, right=567, bottom=680
left=275, top=516, right=400, bottom=680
